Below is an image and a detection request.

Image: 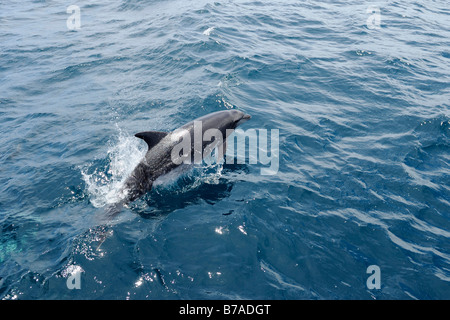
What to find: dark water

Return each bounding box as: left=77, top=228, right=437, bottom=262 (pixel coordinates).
left=0, top=0, right=449, bottom=299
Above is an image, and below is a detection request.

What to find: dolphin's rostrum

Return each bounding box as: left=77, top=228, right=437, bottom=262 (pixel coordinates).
left=106, top=110, right=251, bottom=218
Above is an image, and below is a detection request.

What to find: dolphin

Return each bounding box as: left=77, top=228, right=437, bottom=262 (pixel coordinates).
left=105, top=109, right=251, bottom=218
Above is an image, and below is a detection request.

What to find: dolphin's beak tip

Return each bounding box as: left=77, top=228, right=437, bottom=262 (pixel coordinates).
left=243, top=114, right=251, bottom=120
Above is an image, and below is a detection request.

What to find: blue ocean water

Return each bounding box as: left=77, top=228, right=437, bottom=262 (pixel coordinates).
left=0, top=0, right=449, bottom=300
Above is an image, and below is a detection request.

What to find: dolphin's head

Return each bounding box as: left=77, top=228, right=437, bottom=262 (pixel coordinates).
left=177, top=109, right=251, bottom=143
left=213, top=109, right=251, bottom=132
left=229, top=109, right=251, bottom=129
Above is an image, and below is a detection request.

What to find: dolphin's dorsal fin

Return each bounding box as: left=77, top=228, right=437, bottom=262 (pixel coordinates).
left=135, top=131, right=168, bottom=150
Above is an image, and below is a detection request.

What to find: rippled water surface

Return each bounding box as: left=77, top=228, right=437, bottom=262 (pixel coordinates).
left=1, top=0, right=449, bottom=299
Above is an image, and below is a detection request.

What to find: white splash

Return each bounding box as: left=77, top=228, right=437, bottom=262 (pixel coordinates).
left=81, top=129, right=146, bottom=208
left=61, top=264, right=84, bottom=278
left=203, top=26, right=215, bottom=36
